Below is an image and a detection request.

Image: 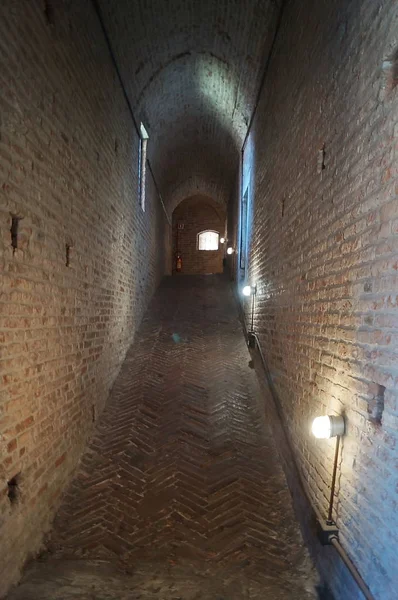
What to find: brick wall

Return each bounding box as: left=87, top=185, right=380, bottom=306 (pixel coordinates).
left=0, top=1, right=170, bottom=595
left=232, top=1, right=398, bottom=598
left=172, top=196, right=226, bottom=275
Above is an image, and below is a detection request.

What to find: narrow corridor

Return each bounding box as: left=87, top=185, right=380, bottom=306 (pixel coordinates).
left=8, top=276, right=317, bottom=599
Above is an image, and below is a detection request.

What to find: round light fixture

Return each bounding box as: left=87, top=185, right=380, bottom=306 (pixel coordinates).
left=311, top=415, right=345, bottom=439
left=227, top=247, right=234, bottom=255
left=220, top=237, right=225, bottom=244
left=242, top=285, right=256, bottom=296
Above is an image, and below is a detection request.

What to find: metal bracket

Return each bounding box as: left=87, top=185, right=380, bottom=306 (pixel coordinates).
left=247, top=331, right=256, bottom=348
left=317, top=519, right=339, bottom=546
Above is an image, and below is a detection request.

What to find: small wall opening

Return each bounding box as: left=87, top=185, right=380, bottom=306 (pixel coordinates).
left=382, top=48, right=398, bottom=95
left=7, top=474, right=21, bottom=505
left=10, top=215, right=22, bottom=252
left=317, top=144, right=326, bottom=173
left=392, top=52, right=398, bottom=89
left=65, top=243, right=72, bottom=267
left=44, top=0, right=54, bottom=25
left=367, top=383, right=385, bottom=424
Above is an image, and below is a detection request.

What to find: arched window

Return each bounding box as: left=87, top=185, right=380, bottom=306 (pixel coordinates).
left=197, top=230, right=219, bottom=251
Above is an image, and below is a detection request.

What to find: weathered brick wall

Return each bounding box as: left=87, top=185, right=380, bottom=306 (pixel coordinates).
left=172, top=196, right=226, bottom=275
left=235, top=1, right=398, bottom=598
left=0, top=1, right=170, bottom=595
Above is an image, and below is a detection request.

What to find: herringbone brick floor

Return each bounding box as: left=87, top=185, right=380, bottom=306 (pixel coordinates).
left=8, top=275, right=319, bottom=599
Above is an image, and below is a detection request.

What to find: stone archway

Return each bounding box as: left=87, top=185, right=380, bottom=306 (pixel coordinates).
left=172, top=195, right=226, bottom=275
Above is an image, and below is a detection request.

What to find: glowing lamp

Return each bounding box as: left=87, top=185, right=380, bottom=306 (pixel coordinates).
left=227, top=247, right=234, bottom=255
left=220, top=237, right=225, bottom=244
left=312, top=415, right=345, bottom=439
left=242, top=285, right=256, bottom=297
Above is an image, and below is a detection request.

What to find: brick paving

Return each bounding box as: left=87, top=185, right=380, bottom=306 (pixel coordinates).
left=8, top=275, right=318, bottom=599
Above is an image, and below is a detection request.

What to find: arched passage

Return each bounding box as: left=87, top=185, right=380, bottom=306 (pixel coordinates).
left=3, top=1, right=398, bottom=599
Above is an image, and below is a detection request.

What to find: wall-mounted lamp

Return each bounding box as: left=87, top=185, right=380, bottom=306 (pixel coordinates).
left=226, top=246, right=234, bottom=255
left=311, top=414, right=345, bottom=541
left=220, top=237, right=226, bottom=244
left=242, top=284, right=256, bottom=297
left=311, top=415, right=345, bottom=439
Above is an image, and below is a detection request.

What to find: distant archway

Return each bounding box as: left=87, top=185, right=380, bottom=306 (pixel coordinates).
left=172, top=196, right=226, bottom=275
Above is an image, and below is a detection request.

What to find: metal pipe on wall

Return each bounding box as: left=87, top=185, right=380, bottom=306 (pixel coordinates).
left=330, top=537, right=376, bottom=600
left=328, top=434, right=341, bottom=524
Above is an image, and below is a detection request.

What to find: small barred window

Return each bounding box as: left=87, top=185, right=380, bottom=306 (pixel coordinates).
left=197, top=230, right=219, bottom=251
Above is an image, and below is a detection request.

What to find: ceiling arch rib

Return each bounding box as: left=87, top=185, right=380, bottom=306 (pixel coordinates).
left=158, top=141, right=233, bottom=209
left=99, top=0, right=278, bottom=209
left=168, top=176, right=229, bottom=214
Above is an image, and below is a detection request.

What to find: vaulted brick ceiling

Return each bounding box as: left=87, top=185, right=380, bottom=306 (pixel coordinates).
left=99, top=0, right=277, bottom=210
